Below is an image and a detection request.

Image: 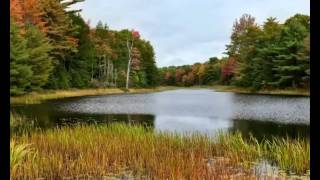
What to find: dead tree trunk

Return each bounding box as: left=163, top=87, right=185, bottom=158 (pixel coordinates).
left=110, top=62, right=114, bottom=87
left=104, top=55, right=107, bottom=77
left=114, top=68, right=117, bottom=87
left=91, top=62, right=94, bottom=80
left=106, top=57, right=110, bottom=86
left=126, top=39, right=134, bottom=90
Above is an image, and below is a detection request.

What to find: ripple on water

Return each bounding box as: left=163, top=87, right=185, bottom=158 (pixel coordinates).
left=58, top=90, right=309, bottom=124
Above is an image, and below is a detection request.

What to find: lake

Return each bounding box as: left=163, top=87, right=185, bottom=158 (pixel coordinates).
left=11, top=89, right=310, bottom=139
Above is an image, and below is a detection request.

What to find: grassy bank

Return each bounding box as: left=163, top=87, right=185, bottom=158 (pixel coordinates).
left=11, top=123, right=309, bottom=179
left=10, top=86, right=179, bottom=105
left=209, top=85, right=310, bottom=96
left=10, top=85, right=309, bottom=105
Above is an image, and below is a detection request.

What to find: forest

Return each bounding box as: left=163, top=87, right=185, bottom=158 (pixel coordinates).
left=10, top=0, right=309, bottom=95
left=159, top=14, right=310, bottom=90
left=10, top=0, right=158, bottom=95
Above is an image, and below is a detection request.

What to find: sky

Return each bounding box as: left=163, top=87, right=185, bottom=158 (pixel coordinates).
left=71, top=0, right=309, bottom=67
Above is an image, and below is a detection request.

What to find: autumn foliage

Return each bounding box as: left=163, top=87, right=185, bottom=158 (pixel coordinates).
left=159, top=57, right=231, bottom=86
left=160, top=13, right=309, bottom=89
left=221, top=57, right=236, bottom=81
left=132, top=30, right=140, bottom=39
left=10, top=0, right=47, bottom=32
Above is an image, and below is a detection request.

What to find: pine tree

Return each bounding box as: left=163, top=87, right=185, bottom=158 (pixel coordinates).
left=137, top=40, right=158, bottom=87
left=297, top=35, right=310, bottom=87
left=271, top=14, right=309, bottom=88
left=226, top=14, right=262, bottom=87
left=24, top=25, right=53, bottom=90
left=251, top=17, right=282, bottom=89
left=10, top=21, right=33, bottom=95
left=67, top=14, right=95, bottom=88
left=40, top=0, right=80, bottom=88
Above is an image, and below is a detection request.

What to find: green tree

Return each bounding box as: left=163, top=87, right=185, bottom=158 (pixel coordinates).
left=297, top=35, right=310, bottom=87
left=137, top=40, right=158, bottom=87
left=271, top=14, right=309, bottom=88
left=226, top=14, right=262, bottom=87
left=41, top=0, right=80, bottom=88
left=25, top=25, right=53, bottom=90
left=10, top=21, right=33, bottom=95
left=67, top=14, right=96, bottom=88
left=251, top=17, right=282, bottom=89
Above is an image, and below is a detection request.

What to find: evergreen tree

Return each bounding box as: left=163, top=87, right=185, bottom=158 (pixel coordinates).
left=137, top=40, right=158, bottom=87
left=41, top=0, right=80, bottom=88
left=10, top=21, right=33, bottom=95
left=25, top=25, right=53, bottom=90
left=271, top=14, right=309, bottom=88
left=297, top=35, right=310, bottom=87
left=67, top=14, right=95, bottom=88
left=226, top=14, right=262, bottom=87
left=251, top=17, right=282, bottom=89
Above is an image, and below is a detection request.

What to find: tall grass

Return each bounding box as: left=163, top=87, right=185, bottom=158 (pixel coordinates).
left=211, top=85, right=310, bottom=96
left=215, top=132, right=310, bottom=175
left=10, top=86, right=180, bottom=104
left=10, top=112, right=37, bottom=137
left=10, top=141, right=35, bottom=179
left=265, top=137, right=310, bottom=174
left=11, top=123, right=309, bottom=179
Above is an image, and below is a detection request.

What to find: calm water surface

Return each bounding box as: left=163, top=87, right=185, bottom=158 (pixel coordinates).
left=11, top=89, right=310, bottom=139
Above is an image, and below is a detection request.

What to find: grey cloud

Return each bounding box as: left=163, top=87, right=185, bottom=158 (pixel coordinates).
left=72, top=0, right=309, bottom=67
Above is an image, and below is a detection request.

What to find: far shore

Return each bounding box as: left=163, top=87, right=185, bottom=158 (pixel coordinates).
left=10, top=85, right=309, bottom=105
left=208, top=85, right=309, bottom=96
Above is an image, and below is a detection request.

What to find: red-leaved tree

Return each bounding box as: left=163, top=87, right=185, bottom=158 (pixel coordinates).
left=221, top=57, right=237, bottom=83
left=132, top=30, right=140, bottom=39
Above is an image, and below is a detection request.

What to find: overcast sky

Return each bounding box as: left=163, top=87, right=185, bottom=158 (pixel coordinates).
left=72, top=0, right=309, bottom=67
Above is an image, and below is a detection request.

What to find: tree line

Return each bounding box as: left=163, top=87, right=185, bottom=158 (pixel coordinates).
left=10, top=0, right=158, bottom=95
left=159, top=13, right=310, bottom=90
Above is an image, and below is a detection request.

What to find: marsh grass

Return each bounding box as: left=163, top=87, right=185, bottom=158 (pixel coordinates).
left=210, top=85, right=309, bottom=96
left=10, top=85, right=308, bottom=105
left=10, top=141, right=36, bottom=179
left=10, top=112, right=37, bottom=137
left=10, top=86, right=180, bottom=105
left=265, top=137, right=310, bottom=175
left=10, top=123, right=309, bottom=179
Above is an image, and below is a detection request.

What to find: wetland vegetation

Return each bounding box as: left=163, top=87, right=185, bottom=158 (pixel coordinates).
left=10, top=118, right=309, bottom=179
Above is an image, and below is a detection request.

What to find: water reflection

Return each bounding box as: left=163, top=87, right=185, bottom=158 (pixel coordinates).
left=11, top=89, right=310, bottom=139
left=154, top=115, right=232, bottom=134
left=230, top=93, right=310, bottom=124
left=230, top=119, right=310, bottom=140
left=10, top=110, right=309, bottom=139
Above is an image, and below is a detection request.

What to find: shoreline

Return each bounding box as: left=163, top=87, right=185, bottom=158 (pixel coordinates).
left=10, top=86, right=181, bottom=105
left=207, top=85, right=309, bottom=96
left=10, top=85, right=309, bottom=105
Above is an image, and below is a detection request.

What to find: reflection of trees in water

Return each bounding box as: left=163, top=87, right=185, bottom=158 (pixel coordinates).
left=125, top=114, right=155, bottom=128
left=11, top=103, right=156, bottom=130
left=11, top=104, right=56, bottom=129
left=54, top=114, right=156, bottom=130
left=230, top=119, right=310, bottom=140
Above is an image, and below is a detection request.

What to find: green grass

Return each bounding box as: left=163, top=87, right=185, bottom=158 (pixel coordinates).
left=11, top=123, right=310, bottom=179
left=265, top=137, right=310, bottom=174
